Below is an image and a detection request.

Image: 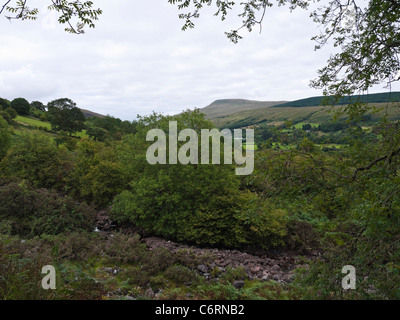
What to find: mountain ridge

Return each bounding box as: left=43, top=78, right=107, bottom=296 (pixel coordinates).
left=200, top=99, right=288, bottom=120
left=199, top=92, right=400, bottom=128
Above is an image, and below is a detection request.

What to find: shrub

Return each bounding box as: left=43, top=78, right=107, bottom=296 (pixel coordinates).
left=0, top=180, right=97, bottom=237
left=0, top=117, right=11, bottom=160
left=164, top=265, right=201, bottom=284
left=10, top=97, right=30, bottom=115
left=0, top=131, right=73, bottom=189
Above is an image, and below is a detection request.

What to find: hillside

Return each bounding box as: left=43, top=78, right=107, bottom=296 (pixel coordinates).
left=80, top=108, right=105, bottom=118
left=272, top=91, right=400, bottom=108
left=200, top=99, right=287, bottom=120
left=204, top=92, right=400, bottom=128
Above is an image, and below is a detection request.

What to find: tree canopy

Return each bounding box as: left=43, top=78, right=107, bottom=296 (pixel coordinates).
left=10, top=97, right=30, bottom=115
left=47, top=98, right=85, bottom=135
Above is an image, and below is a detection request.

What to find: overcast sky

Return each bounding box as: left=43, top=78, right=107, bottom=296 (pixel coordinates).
left=1, top=0, right=399, bottom=121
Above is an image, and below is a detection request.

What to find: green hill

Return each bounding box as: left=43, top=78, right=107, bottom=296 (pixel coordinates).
left=203, top=92, right=400, bottom=128
left=272, top=92, right=400, bottom=108
left=200, top=99, right=287, bottom=120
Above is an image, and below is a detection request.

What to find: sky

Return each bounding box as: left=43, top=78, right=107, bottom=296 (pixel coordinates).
left=1, top=0, right=399, bottom=121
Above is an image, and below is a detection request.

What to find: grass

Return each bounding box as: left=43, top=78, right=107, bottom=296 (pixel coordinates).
left=316, top=143, right=347, bottom=149
left=75, top=129, right=89, bottom=139
left=292, top=122, right=320, bottom=129
left=15, top=116, right=88, bottom=138
left=211, top=102, right=400, bottom=129
left=243, top=142, right=258, bottom=150
left=16, top=116, right=51, bottom=129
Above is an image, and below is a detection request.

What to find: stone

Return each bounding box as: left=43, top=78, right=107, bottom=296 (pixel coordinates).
left=197, top=264, right=208, bottom=273
left=233, top=280, right=245, bottom=289
left=145, top=288, right=155, bottom=298
left=271, top=265, right=281, bottom=272
left=251, top=266, right=261, bottom=273
left=272, top=274, right=280, bottom=281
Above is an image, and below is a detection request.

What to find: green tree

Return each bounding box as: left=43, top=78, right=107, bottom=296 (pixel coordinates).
left=10, top=97, right=30, bottom=115
left=30, top=100, right=46, bottom=112
left=112, top=111, right=244, bottom=246
left=0, top=98, right=10, bottom=110
left=47, top=98, right=85, bottom=135
left=85, top=115, right=138, bottom=140
left=0, top=180, right=97, bottom=237
left=0, top=117, right=11, bottom=160
left=0, top=107, right=17, bottom=124
left=112, top=110, right=287, bottom=248
left=66, top=139, right=126, bottom=207
left=79, top=160, right=125, bottom=208
left=0, top=131, right=72, bottom=188
left=86, top=126, right=109, bottom=141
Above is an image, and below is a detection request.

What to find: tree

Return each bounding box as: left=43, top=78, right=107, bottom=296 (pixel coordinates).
left=0, top=131, right=71, bottom=188
left=10, top=97, right=30, bottom=115
left=86, top=126, right=109, bottom=141
left=0, top=98, right=10, bottom=110
left=30, top=100, right=46, bottom=112
left=0, top=107, right=17, bottom=124
left=0, top=0, right=102, bottom=34
left=112, top=110, right=287, bottom=248
left=0, top=116, right=11, bottom=160
left=47, top=98, right=85, bottom=135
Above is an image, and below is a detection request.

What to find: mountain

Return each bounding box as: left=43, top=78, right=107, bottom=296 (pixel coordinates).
left=272, top=92, right=400, bottom=108
left=200, top=99, right=287, bottom=120
left=201, top=92, right=400, bottom=129
left=80, top=108, right=105, bottom=118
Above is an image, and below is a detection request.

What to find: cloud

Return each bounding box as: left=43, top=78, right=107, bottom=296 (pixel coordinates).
left=0, top=1, right=398, bottom=121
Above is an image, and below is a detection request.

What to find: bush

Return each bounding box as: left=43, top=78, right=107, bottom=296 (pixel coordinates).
left=10, top=97, right=30, bottom=115
left=0, top=131, right=73, bottom=189
left=0, top=117, right=11, bottom=160
left=0, top=234, right=106, bottom=300
left=164, top=265, right=201, bottom=284
left=0, top=180, right=97, bottom=237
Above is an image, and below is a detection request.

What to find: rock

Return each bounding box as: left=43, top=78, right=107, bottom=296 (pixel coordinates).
left=145, top=288, right=155, bottom=298
left=271, top=265, right=281, bottom=272
left=197, top=264, right=208, bottom=273
left=251, top=266, right=261, bottom=273
left=272, top=274, right=280, bottom=281
left=233, top=280, right=245, bottom=289
left=262, top=275, right=269, bottom=281
left=104, top=267, right=113, bottom=274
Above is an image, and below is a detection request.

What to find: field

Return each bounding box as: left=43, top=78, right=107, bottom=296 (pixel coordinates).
left=15, top=116, right=51, bottom=129
left=243, top=142, right=258, bottom=150
left=15, top=115, right=88, bottom=138
left=292, top=122, right=320, bottom=129
left=208, top=102, right=400, bottom=129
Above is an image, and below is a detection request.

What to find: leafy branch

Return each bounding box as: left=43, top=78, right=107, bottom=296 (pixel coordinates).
left=0, top=0, right=102, bottom=33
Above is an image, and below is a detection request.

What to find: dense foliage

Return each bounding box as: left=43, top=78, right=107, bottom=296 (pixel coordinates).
left=0, top=94, right=399, bottom=300
left=47, top=98, right=86, bottom=135
left=111, top=111, right=286, bottom=248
